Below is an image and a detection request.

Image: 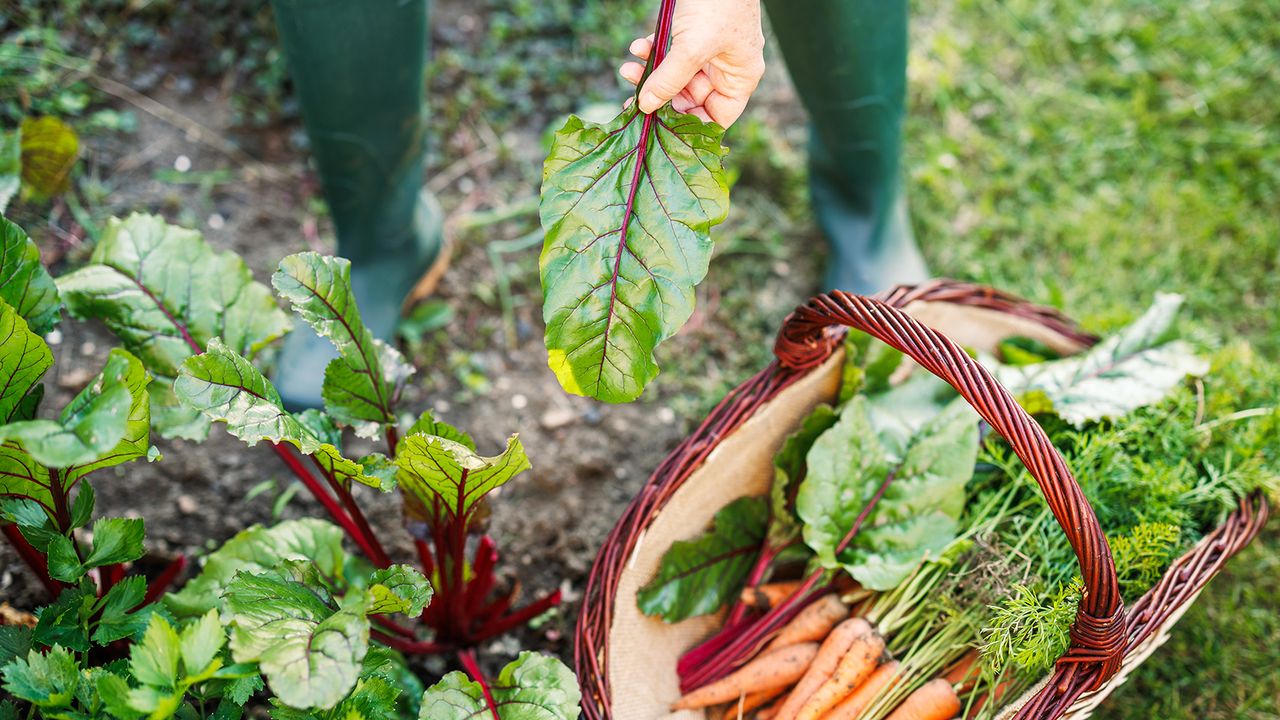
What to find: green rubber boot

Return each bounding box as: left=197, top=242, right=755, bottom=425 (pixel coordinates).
left=269, top=0, right=442, bottom=409
left=763, top=0, right=927, bottom=295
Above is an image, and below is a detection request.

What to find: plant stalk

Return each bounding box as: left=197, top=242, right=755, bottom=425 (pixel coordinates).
left=458, top=648, right=501, bottom=720
left=2, top=524, right=61, bottom=597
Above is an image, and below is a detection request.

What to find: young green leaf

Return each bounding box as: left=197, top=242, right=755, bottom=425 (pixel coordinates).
left=273, top=252, right=413, bottom=437
left=57, top=213, right=292, bottom=440
left=769, top=404, right=839, bottom=546
left=395, top=433, right=530, bottom=519
left=365, top=565, right=433, bottom=616
left=0, top=215, right=61, bottom=334
left=0, top=370, right=131, bottom=467
left=32, top=582, right=94, bottom=651
left=637, top=496, right=768, bottom=622
left=0, top=625, right=32, bottom=667
left=179, top=610, right=226, bottom=681
left=83, top=517, right=146, bottom=568
left=93, top=575, right=152, bottom=644
left=225, top=571, right=372, bottom=710
left=418, top=651, right=581, bottom=720
left=175, top=338, right=391, bottom=491
left=131, top=614, right=183, bottom=688
left=539, top=104, right=730, bottom=403
left=799, top=397, right=978, bottom=591
left=166, top=518, right=347, bottom=616
left=1, top=645, right=79, bottom=709
left=0, top=300, right=52, bottom=424
left=991, top=293, right=1209, bottom=426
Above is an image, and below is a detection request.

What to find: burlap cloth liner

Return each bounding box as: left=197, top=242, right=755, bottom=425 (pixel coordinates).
left=607, top=301, right=1088, bottom=720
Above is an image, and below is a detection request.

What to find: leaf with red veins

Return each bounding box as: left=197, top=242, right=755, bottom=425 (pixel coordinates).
left=539, top=104, right=729, bottom=403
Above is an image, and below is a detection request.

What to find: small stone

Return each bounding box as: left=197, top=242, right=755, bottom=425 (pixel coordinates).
left=80, top=341, right=97, bottom=355
left=174, top=155, right=192, bottom=172
left=177, top=495, right=198, bottom=515
left=208, top=212, right=225, bottom=230
left=436, top=399, right=452, bottom=413
left=540, top=407, right=576, bottom=430
left=46, top=329, right=62, bottom=345
left=658, top=407, right=676, bottom=425
left=511, top=393, right=528, bottom=410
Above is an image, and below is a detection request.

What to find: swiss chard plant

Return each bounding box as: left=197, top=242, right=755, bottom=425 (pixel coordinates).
left=539, top=0, right=731, bottom=403
left=0, top=211, right=580, bottom=719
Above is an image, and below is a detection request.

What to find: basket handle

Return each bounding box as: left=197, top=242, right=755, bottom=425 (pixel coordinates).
left=773, top=288, right=1127, bottom=686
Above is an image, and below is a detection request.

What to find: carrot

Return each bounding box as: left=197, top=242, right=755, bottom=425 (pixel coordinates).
left=741, top=581, right=806, bottom=609
left=720, top=686, right=788, bottom=720
left=942, top=649, right=980, bottom=692
left=773, top=618, right=872, bottom=720
left=756, top=700, right=782, bottom=720
left=794, top=627, right=885, bottom=720
left=672, top=643, right=821, bottom=710
left=884, top=678, right=960, bottom=720
left=765, top=593, right=848, bottom=652
left=818, top=660, right=902, bottom=720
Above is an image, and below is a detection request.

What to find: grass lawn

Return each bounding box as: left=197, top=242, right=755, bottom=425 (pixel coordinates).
left=902, top=0, right=1279, bottom=716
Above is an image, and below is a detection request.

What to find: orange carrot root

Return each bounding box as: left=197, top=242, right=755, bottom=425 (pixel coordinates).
left=765, top=593, right=848, bottom=652
left=742, top=581, right=807, bottom=609
left=773, top=618, right=872, bottom=720
left=884, top=678, right=960, bottom=720
left=818, top=660, right=902, bottom=720
left=721, top=686, right=789, bottom=720
left=673, top=643, right=821, bottom=710
left=794, top=627, right=886, bottom=720
left=942, top=649, right=981, bottom=692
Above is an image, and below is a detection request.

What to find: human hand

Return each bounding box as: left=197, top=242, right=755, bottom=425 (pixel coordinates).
left=619, top=0, right=765, bottom=128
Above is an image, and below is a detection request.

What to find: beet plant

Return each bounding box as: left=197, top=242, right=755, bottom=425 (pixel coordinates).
left=538, top=0, right=731, bottom=403
left=0, top=212, right=580, bottom=718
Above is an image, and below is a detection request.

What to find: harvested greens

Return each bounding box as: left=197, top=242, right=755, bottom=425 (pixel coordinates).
left=640, top=295, right=1278, bottom=719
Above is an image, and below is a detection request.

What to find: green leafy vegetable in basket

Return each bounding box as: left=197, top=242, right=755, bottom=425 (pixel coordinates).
left=643, top=295, right=1278, bottom=719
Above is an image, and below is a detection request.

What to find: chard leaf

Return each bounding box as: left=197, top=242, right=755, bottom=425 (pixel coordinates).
left=418, top=651, right=581, bottom=720
left=0, top=300, right=52, bottom=424
left=0, top=128, right=19, bottom=212
left=18, top=117, right=78, bottom=197
left=1, top=645, right=79, bottom=709
left=991, top=293, right=1209, bottom=427
left=273, top=253, right=413, bottom=437
left=225, top=571, right=372, bottom=710
left=365, top=565, right=433, bottom=617
left=0, top=349, right=139, bottom=468
left=769, top=404, right=839, bottom=546
left=539, top=104, right=730, bottom=403
left=61, top=348, right=154, bottom=484
left=637, top=496, right=768, bottom=623
left=395, top=433, right=530, bottom=520
left=0, top=215, right=60, bottom=334
left=175, top=338, right=390, bottom=491
left=405, top=410, right=475, bottom=451
left=799, top=397, right=978, bottom=591
left=165, top=518, right=347, bottom=616
left=57, top=213, right=292, bottom=440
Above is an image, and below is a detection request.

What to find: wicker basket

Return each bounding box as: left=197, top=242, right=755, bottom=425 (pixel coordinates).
left=574, top=281, right=1269, bottom=720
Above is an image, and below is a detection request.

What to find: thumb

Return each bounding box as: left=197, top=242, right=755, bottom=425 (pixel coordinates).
left=638, top=46, right=704, bottom=114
